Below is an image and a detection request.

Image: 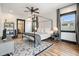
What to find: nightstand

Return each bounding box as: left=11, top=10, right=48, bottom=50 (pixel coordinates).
left=51, top=32, right=59, bottom=40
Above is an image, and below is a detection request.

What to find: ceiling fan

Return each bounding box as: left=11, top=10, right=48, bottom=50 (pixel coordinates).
left=24, top=7, right=39, bottom=14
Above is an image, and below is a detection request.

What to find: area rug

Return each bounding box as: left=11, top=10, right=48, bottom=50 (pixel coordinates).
left=13, top=40, right=53, bottom=56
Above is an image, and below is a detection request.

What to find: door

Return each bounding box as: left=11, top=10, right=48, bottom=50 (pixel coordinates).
left=17, top=19, right=25, bottom=34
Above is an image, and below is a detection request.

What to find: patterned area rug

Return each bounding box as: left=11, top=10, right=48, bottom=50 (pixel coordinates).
left=13, top=40, right=53, bottom=56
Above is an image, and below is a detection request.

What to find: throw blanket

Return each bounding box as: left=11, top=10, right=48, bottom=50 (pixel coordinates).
left=23, top=33, right=41, bottom=47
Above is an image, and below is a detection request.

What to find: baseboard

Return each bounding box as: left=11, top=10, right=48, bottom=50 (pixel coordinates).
left=61, top=39, right=77, bottom=44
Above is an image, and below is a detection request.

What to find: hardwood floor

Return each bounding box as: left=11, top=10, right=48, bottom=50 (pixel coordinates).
left=14, top=37, right=79, bottom=56
left=37, top=39, right=79, bottom=56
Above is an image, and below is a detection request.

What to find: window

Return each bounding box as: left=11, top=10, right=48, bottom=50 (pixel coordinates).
left=60, top=12, right=76, bottom=32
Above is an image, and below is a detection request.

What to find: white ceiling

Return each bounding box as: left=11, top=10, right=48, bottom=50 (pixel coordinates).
left=1, top=3, right=72, bottom=19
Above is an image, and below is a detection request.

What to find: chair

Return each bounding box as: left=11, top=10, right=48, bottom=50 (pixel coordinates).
left=2, top=29, right=6, bottom=39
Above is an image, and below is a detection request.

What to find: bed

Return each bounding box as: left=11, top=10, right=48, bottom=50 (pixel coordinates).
left=23, top=32, right=51, bottom=47
left=35, top=32, right=51, bottom=40
left=23, top=32, right=51, bottom=41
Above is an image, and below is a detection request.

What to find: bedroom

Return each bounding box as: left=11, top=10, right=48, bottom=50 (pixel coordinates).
left=0, top=3, right=79, bottom=56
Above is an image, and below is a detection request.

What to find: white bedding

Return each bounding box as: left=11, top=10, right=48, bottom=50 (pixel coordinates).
left=35, top=32, right=51, bottom=40
left=24, top=32, right=51, bottom=41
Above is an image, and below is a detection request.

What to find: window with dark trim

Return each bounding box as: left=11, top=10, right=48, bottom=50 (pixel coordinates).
left=60, top=11, right=76, bottom=32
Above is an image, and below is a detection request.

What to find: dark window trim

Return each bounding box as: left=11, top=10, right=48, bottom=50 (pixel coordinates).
left=57, top=4, right=79, bottom=44
left=60, top=11, right=76, bottom=16
left=61, top=39, right=77, bottom=44
left=61, top=30, right=76, bottom=33
left=60, top=11, right=76, bottom=32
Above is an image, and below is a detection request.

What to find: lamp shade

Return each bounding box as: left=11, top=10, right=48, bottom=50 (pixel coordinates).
left=50, top=30, right=54, bottom=34
left=53, top=27, right=58, bottom=32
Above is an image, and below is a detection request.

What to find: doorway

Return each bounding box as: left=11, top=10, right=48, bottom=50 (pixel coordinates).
left=17, top=19, right=25, bottom=38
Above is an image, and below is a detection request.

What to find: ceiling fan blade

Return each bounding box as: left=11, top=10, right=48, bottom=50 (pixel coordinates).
left=26, top=7, right=31, bottom=11
left=30, top=7, right=34, bottom=14
left=34, top=8, right=39, bottom=11
left=35, top=12, right=39, bottom=14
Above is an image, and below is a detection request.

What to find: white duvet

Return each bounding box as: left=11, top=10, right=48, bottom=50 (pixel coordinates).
left=35, top=32, right=51, bottom=40
left=24, top=32, right=51, bottom=41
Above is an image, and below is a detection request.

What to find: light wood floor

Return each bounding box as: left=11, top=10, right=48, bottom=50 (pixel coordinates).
left=37, top=39, right=79, bottom=56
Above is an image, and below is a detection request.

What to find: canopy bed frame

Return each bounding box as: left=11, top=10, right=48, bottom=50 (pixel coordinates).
left=23, top=7, right=53, bottom=48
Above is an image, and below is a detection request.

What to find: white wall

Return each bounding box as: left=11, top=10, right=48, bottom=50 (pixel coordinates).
left=0, top=4, right=26, bottom=37
left=43, top=9, right=57, bottom=29
left=0, top=5, right=3, bottom=37
left=60, top=4, right=77, bottom=14
left=51, top=10, right=57, bottom=29
left=2, top=13, right=17, bottom=28
left=25, top=18, right=32, bottom=32
left=0, top=3, right=58, bottom=36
